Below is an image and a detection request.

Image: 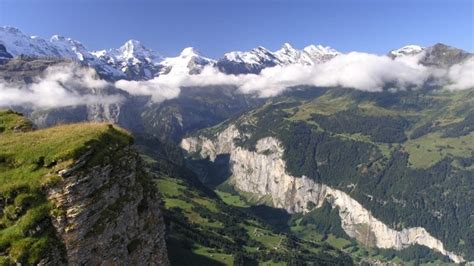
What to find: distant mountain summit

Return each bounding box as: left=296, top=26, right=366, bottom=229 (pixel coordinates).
left=0, top=26, right=472, bottom=80
left=93, top=39, right=163, bottom=80
left=274, top=43, right=311, bottom=65
left=216, top=43, right=340, bottom=74
left=389, top=43, right=472, bottom=68
left=216, top=46, right=279, bottom=74
left=389, top=45, right=425, bottom=58
left=420, top=43, right=473, bottom=68
left=0, top=26, right=125, bottom=78
left=158, top=47, right=214, bottom=75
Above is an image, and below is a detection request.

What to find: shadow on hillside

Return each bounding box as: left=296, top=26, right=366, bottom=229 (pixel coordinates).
left=184, top=154, right=232, bottom=189
left=167, top=238, right=227, bottom=266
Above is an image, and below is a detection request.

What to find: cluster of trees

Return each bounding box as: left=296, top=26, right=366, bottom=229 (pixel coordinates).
left=312, top=110, right=409, bottom=143
left=378, top=245, right=450, bottom=263
left=300, top=201, right=348, bottom=239
left=411, top=111, right=474, bottom=139
left=443, top=111, right=474, bottom=137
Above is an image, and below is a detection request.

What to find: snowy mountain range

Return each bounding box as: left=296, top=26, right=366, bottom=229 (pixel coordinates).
left=0, top=26, right=471, bottom=81
left=0, top=26, right=344, bottom=79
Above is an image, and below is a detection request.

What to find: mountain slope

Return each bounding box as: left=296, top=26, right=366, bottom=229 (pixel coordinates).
left=420, top=43, right=473, bottom=67
left=0, top=44, right=12, bottom=64
left=181, top=87, right=474, bottom=263
left=0, top=110, right=169, bottom=265
left=134, top=134, right=353, bottom=265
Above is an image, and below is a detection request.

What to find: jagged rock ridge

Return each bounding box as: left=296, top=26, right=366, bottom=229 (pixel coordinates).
left=48, top=146, right=169, bottom=265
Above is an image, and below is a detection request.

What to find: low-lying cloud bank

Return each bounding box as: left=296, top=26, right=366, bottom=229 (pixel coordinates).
left=1, top=53, right=473, bottom=109
left=446, top=57, right=474, bottom=90
left=115, top=52, right=474, bottom=102
left=0, top=64, right=124, bottom=108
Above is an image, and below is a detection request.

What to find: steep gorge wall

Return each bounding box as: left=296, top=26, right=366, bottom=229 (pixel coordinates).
left=181, top=125, right=464, bottom=263
left=47, top=146, right=169, bottom=265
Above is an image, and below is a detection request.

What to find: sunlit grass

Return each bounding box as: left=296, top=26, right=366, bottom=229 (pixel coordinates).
left=0, top=111, right=132, bottom=264
left=404, top=132, right=474, bottom=168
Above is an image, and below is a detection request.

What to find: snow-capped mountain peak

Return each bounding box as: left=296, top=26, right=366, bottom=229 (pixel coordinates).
left=114, top=39, right=163, bottom=64
left=49, top=35, right=90, bottom=61
left=389, top=45, right=424, bottom=58
left=303, top=44, right=339, bottom=56
left=158, top=47, right=214, bottom=75
left=2, top=26, right=22, bottom=35
left=0, top=26, right=57, bottom=57
left=273, top=43, right=340, bottom=65
left=179, top=47, right=200, bottom=57
left=275, top=42, right=298, bottom=55
left=274, top=42, right=314, bottom=65
left=0, top=26, right=125, bottom=78
left=118, top=39, right=144, bottom=56
left=301, top=44, right=340, bottom=63
left=223, top=46, right=274, bottom=65
left=216, top=43, right=340, bottom=74
left=280, top=42, right=294, bottom=50
left=90, top=40, right=163, bottom=79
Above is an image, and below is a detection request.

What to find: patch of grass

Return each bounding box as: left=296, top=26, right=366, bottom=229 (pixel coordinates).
left=156, top=178, right=185, bottom=197
left=259, top=260, right=287, bottom=266
left=156, top=177, right=223, bottom=228
left=326, top=234, right=352, bottom=250
left=0, top=111, right=132, bottom=263
left=215, top=190, right=249, bottom=208
left=0, top=110, right=33, bottom=134
left=0, top=121, right=132, bottom=193
left=286, top=94, right=354, bottom=121
left=404, top=132, right=474, bottom=168
left=157, top=175, right=351, bottom=264
left=163, top=198, right=194, bottom=210
left=243, top=224, right=283, bottom=249
left=236, top=189, right=274, bottom=207
left=192, top=198, right=219, bottom=213
left=192, top=246, right=233, bottom=265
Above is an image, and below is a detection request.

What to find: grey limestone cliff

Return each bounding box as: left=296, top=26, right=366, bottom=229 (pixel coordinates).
left=181, top=125, right=465, bottom=263
left=47, top=146, right=169, bottom=265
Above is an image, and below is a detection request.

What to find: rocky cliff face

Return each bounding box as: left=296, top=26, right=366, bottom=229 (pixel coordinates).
left=47, top=146, right=169, bottom=265
left=181, top=125, right=465, bottom=263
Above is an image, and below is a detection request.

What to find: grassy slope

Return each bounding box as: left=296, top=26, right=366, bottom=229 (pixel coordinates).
left=156, top=174, right=351, bottom=265
left=217, top=188, right=451, bottom=265
left=0, top=110, right=132, bottom=264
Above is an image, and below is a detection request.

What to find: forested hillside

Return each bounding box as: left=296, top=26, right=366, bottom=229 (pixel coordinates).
left=186, top=87, right=474, bottom=262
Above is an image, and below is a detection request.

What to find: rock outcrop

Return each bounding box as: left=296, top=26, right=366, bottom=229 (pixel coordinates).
left=47, top=146, right=169, bottom=265
left=181, top=125, right=465, bottom=263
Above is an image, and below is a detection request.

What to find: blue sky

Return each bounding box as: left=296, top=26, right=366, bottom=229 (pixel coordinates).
left=0, top=0, right=472, bottom=57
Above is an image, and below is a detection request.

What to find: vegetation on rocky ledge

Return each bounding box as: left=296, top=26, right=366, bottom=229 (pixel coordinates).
left=0, top=110, right=132, bottom=264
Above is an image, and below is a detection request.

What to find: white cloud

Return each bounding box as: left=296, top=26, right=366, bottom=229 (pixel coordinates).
left=2, top=54, right=472, bottom=109
left=0, top=64, right=124, bottom=108
left=446, top=57, right=474, bottom=91
left=116, top=52, right=468, bottom=101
